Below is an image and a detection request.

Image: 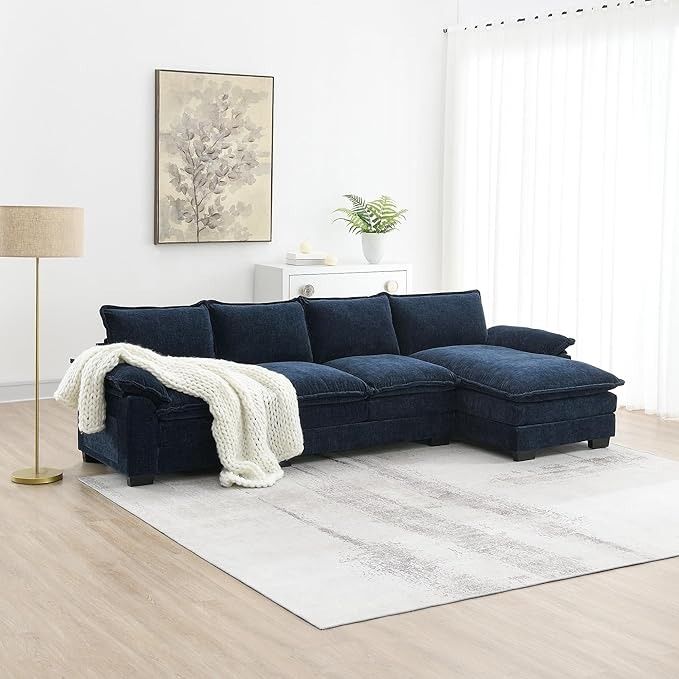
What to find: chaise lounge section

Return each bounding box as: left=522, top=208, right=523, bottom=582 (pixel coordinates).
left=78, top=291, right=623, bottom=485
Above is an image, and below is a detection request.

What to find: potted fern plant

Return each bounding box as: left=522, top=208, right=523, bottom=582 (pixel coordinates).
left=333, top=194, right=407, bottom=264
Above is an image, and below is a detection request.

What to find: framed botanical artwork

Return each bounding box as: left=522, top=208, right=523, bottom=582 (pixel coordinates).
left=155, top=69, right=274, bottom=244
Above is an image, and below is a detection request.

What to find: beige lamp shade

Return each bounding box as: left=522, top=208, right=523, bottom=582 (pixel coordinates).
left=0, top=206, right=84, bottom=257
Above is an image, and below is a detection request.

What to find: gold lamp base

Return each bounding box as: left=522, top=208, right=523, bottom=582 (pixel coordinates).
left=11, top=467, right=63, bottom=485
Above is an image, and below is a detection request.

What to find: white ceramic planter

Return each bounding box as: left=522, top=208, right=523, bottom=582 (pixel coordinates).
left=361, top=233, right=388, bottom=264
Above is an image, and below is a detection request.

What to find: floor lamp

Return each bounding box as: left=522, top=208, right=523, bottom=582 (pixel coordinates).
left=0, top=206, right=84, bottom=485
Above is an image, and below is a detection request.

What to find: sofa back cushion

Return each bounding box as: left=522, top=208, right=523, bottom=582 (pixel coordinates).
left=301, top=294, right=400, bottom=363
left=206, top=299, right=313, bottom=364
left=388, top=290, right=488, bottom=355
left=100, top=303, right=215, bottom=357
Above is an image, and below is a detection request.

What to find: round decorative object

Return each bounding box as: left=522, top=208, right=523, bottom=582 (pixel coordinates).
left=299, top=241, right=312, bottom=254
left=300, top=284, right=315, bottom=298
left=385, top=280, right=399, bottom=293
left=324, top=255, right=338, bottom=266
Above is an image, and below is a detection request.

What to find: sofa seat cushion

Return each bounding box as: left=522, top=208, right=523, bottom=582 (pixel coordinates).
left=412, top=345, right=623, bottom=402
left=100, top=303, right=215, bottom=358
left=156, top=383, right=449, bottom=428
left=156, top=361, right=369, bottom=424
left=205, top=299, right=313, bottom=364
left=260, top=361, right=369, bottom=404
left=105, top=364, right=170, bottom=404
left=301, top=294, right=400, bottom=363
left=325, top=354, right=456, bottom=396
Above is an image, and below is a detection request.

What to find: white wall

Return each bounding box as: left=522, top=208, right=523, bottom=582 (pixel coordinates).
left=0, top=0, right=458, bottom=393
left=0, top=0, right=584, bottom=394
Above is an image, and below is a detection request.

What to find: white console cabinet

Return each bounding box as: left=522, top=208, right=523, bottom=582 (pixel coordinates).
left=254, top=262, right=412, bottom=302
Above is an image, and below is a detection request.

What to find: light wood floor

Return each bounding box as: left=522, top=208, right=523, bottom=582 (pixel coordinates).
left=1, top=401, right=678, bottom=679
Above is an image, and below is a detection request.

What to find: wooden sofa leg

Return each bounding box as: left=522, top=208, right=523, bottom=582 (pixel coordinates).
left=127, top=475, right=154, bottom=487
left=82, top=451, right=102, bottom=463
left=280, top=459, right=293, bottom=467
left=513, top=450, right=536, bottom=462
left=588, top=437, right=610, bottom=449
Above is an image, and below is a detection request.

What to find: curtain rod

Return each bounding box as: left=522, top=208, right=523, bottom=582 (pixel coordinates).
left=442, top=0, right=660, bottom=34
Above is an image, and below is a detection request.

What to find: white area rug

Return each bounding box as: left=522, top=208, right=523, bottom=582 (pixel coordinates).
left=82, top=442, right=679, bottom=629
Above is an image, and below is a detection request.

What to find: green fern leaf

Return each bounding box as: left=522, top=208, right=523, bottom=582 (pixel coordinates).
left=332, top=194, right=406, bottom=234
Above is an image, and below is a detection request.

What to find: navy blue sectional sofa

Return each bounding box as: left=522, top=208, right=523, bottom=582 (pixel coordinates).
left=79, top=291, right=624, bottom=486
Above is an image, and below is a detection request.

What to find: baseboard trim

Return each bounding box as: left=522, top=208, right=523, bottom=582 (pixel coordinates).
left=0, top=380, right=61, bottom=403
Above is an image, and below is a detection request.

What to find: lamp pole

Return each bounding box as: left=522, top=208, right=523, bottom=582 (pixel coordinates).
left=35, top=256, right=40, bottom=476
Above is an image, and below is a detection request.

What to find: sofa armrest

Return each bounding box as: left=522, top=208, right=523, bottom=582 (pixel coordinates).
left=105, top=364, right=170, bottom=405
left=486, top=325, right=575, bottom=356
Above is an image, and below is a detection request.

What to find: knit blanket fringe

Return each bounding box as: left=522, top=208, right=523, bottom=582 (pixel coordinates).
left=55, top=343, right=304, bottom=488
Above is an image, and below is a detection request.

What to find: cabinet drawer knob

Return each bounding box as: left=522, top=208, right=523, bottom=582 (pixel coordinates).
left=300, top=284, right=315, bottom=298
left=385, top=280, right=399, bottom=293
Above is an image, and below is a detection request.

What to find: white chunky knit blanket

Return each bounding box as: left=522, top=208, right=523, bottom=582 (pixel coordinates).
left=55, top=343, right=304, bottom=488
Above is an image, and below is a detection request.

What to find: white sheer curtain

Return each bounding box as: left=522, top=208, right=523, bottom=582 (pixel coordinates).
left=442, top=1, right=679, bottom=418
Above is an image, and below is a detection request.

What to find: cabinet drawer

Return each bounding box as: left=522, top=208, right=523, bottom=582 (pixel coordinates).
left=289, top=270, right=408, bottom=299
